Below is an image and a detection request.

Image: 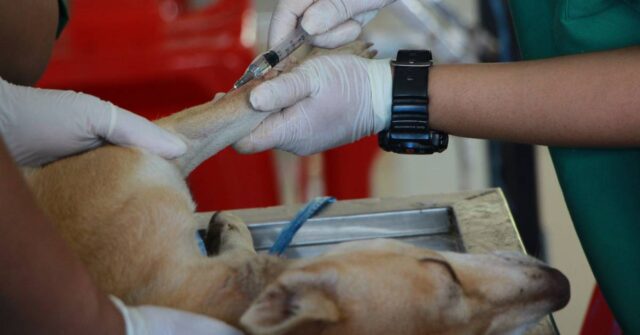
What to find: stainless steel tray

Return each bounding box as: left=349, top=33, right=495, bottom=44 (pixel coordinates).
left=247, top=207, right=463, bottom=258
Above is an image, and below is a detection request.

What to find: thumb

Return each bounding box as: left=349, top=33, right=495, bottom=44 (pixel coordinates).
left=101, top=105, right=187, bottom=159
left=250, top=68, right=317, bottom=112
left=138, top=307, right=244, bottom=335
left=234, top=112, right=290, bottom=154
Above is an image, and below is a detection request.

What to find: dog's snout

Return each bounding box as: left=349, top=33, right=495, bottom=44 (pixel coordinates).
left=493, top=251, right=545, bottom=267
left=538, top=265, right=571, bottom=311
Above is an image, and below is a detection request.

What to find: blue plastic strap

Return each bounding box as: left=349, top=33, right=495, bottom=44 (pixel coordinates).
left=269, top=196, right=336, bottom=256
left=196, top=231, right=207, bottom=256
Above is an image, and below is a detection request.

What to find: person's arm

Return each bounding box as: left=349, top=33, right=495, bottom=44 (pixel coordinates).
left=429, top=46, right=640, bottom=146
left=0, top=0, right=59, bottom=85
left=0, top=139, right=244, bottom=335
left=0, top=139, right=124, bottom=335
left=237, top=46, right=640, bottom=155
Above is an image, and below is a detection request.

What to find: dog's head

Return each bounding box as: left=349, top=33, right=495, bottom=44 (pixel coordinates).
left=240, top=239, right=569, bottom=335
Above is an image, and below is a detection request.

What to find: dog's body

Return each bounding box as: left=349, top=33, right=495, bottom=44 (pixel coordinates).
left=24, top=44, right=569, bottom=335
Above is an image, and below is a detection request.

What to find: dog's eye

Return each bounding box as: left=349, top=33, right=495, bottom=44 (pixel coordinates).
left=418, top=257, right=461, bottom=286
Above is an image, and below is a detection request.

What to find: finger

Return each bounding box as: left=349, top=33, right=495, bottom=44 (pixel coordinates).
left=136, top=305, right=244, bottom=335
left=235, top=101, right=319, bottom=156
left=301, top=0, right=384, bottom=36
left=268, top=0, right=314, bottom=48
left=353, top=9, right=379, bottom=26
left=165, top=310, right=244, bottom=335
left=309, top=20, right=362, bottom=49
left=234, top=112, right=290, bottom=154
left=106, top=106, right=187, bottom=159
left=249, top=68, right=317, bottom=112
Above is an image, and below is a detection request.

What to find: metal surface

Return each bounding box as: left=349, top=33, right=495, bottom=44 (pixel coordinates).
left=247, top=207, right=463, bottom=258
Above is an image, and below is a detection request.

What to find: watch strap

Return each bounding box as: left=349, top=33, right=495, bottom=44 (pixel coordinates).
left=390, top=50, right=432, bottom=141
left=378, top=50, right=448, bottom=154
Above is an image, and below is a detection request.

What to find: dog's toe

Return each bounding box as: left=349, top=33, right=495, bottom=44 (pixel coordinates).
left=206, top=212, right=254, bottom=255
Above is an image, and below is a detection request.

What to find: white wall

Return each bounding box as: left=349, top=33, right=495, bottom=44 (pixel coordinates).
left=536, top=147, right=595, bottom=335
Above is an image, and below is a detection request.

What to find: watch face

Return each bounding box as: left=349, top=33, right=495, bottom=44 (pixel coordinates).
left=378, top=131, right=448, bottom=155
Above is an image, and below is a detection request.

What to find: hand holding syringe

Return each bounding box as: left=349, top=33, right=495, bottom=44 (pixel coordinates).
left=234, top=26, right=309, bottom=89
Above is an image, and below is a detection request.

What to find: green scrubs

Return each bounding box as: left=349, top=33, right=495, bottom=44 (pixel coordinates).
left=509, top=0, right=640, bottom=332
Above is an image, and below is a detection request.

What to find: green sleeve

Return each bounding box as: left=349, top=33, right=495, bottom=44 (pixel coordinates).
left=56, top=0, right=69, bottom=38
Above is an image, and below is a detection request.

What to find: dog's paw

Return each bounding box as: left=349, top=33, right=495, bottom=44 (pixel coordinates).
left=308, top=40, right=378, bottom=60
left=206, top=212, right=255, bottom=256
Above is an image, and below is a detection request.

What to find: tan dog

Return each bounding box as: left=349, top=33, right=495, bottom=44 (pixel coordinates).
left=24, top=43, right=569, bottom=335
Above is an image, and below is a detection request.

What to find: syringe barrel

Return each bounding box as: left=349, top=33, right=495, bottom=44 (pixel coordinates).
left=271, top=26, right=309, bottom=63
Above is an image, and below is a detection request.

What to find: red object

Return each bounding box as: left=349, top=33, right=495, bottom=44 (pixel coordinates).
left=39, top=0, right=278, bottom=211
left=323, top=136, right=379, bottom=200
left=581, top=285, right=622, bottom=335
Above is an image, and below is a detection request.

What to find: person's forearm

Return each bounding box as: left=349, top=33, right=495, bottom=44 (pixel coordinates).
left=0, top=0, right=59, bottom=85
left=0, top=140, right=123, bottom=335
left=428, top=46, right=640, bottom=146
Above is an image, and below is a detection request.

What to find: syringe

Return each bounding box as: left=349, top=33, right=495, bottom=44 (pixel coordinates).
left=234, top=26, right=309, bottom=89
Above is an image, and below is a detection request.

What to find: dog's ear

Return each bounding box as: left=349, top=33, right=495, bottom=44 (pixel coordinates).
left=240, top=271, right=340, bottom=335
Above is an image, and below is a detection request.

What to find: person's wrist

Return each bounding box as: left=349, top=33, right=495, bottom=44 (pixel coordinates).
left=366, top=58, right=393, bottom=133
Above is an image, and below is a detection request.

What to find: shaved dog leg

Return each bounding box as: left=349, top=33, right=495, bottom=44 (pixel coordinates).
left=155, top=79, right=272, bottom=176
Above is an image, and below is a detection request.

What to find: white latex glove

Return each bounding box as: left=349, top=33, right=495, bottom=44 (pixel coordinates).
left=0, top=77, right=187, bottom=166
left=269, top=0, right=396, bottom=48
left=110, top=296, right=243, bottom=335
left=234, top=55, right=392, bottom=156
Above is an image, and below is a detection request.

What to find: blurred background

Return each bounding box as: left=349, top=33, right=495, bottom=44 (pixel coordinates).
left=38, top=0, right=609, bottom=333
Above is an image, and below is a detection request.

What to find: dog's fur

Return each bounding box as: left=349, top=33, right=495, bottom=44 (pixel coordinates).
left=24, top=43, right=569, bottom=335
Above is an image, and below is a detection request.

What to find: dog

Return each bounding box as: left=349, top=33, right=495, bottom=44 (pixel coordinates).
left=24, top=42, right=569, bottom=335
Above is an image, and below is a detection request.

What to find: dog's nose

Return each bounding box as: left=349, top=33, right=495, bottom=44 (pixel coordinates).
left=538, top=266, right=571, bottom=311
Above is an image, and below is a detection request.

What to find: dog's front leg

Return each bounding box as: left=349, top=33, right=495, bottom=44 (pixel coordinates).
left=155, top=41, right=378, bottom=178
left=155, top=80, right=273, bottom=176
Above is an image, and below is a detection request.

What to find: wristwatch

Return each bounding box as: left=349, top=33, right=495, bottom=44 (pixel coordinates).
left=378, top=50, right=448, bottom=154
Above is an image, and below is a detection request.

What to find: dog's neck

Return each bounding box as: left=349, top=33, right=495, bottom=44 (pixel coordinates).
left=237, top=254, right=290, bottom=299
left=198, top=254, right=290, bottom=325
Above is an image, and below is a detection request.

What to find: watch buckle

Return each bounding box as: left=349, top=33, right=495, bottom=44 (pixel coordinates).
left=391, top=60, right=433, bottom=68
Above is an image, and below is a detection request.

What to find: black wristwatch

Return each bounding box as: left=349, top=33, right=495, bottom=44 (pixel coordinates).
left=378, top=50, right=448, bottom=154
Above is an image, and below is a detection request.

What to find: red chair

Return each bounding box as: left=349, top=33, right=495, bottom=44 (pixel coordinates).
left=39, top=0, right=278, bottom=211
left=323, top=136, right=379, bottom=200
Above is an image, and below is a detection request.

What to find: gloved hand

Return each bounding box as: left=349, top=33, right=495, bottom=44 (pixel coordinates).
left=0, top=77, right=187, bottom=166
left=269, top=0, right=396, bottom=48
left=110, top=296, right=243, bottom=335
left=234, top=55, right=392, bottom=156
